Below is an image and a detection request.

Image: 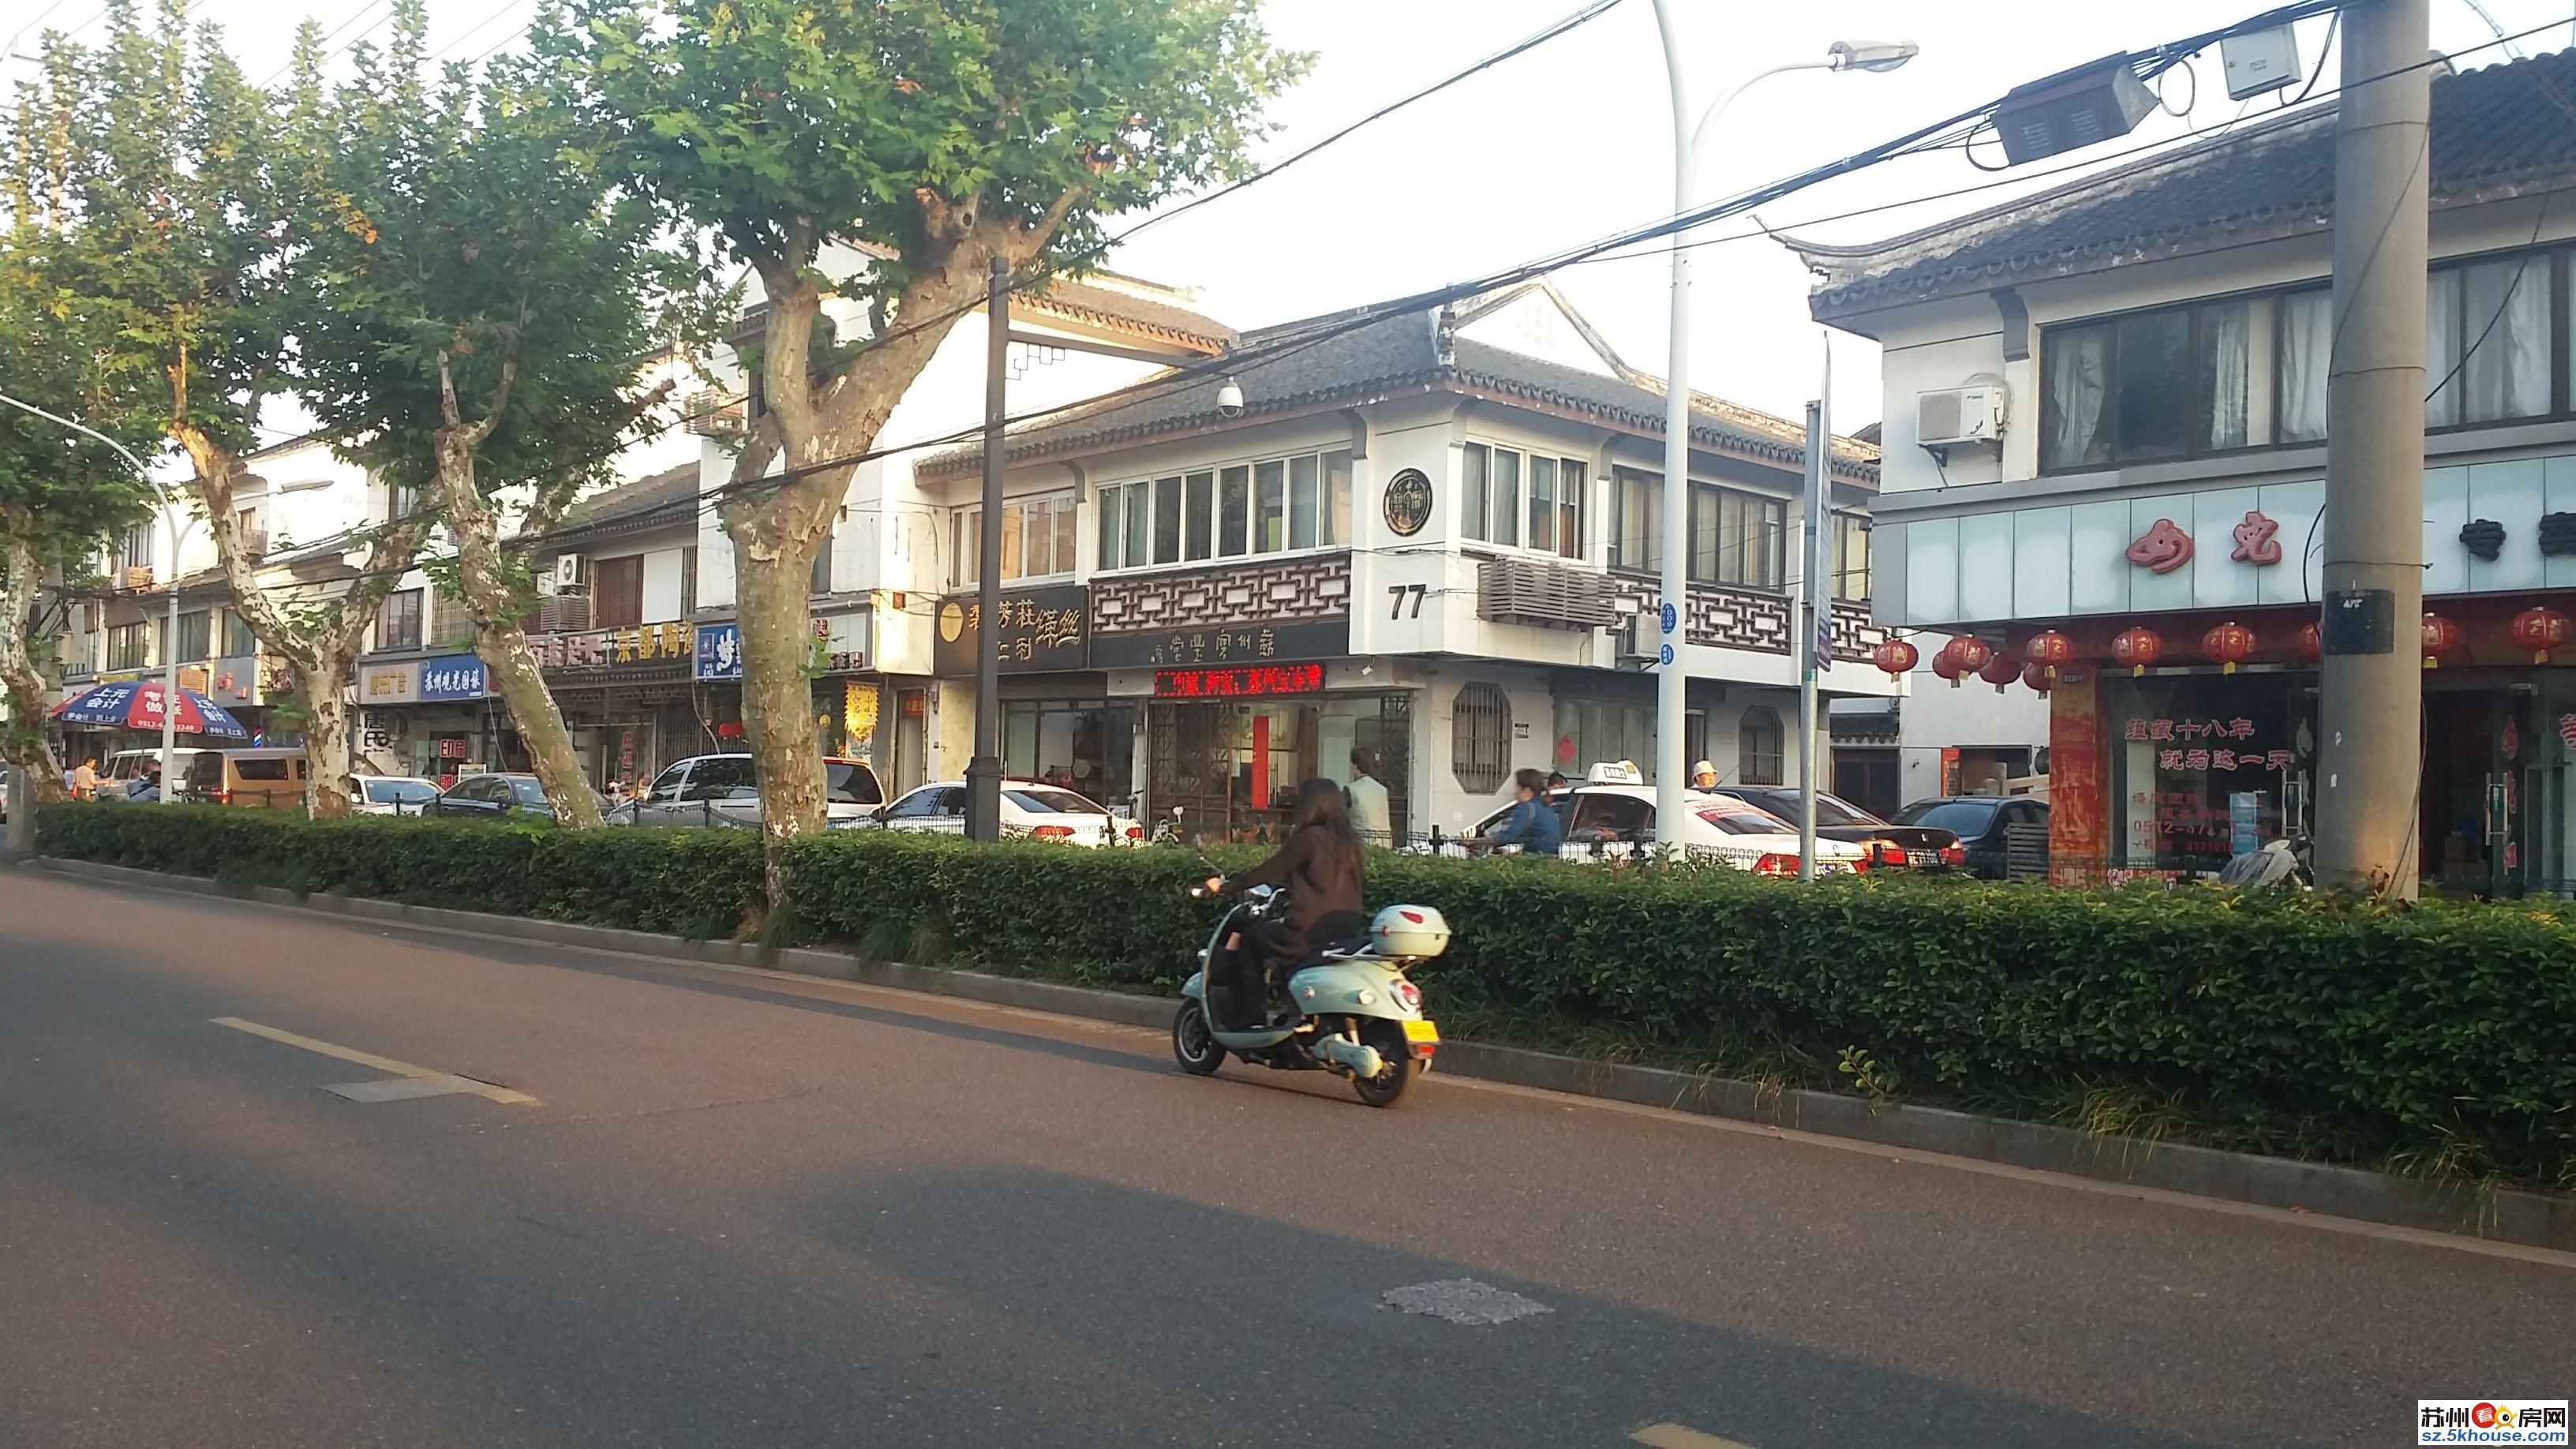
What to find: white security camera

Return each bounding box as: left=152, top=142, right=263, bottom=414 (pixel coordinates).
left=1215, top=377, right=1245, bottom=418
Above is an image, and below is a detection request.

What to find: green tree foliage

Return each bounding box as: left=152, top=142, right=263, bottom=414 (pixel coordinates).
left=294, top=0, right=722, bottom=827
left=567, top=0, right=1305, bottom=890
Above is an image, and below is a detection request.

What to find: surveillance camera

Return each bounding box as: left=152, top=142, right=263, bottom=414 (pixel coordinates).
left=1215, top=377, right=1245, bottom=418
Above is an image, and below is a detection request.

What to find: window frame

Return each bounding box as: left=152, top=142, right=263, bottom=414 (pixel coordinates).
left=1095, top=449, right=1350, bottom=575
left=1737, top=706, right=1786, bottom=788
left=1461, top=440, right=1589, bottom=559
left=375, top=587, right=425, bottom=652
left=1450, top=682, right=1514, bottom=796
left=107, top=620, right=150, bottom=670
left=960, top=492, right=1080, bottom=586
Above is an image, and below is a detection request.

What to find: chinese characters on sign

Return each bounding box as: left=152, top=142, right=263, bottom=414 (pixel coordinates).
left=534, top=622, right=695, bottom=672
left=695, top=623, right=743, bottom=681
left=1088, top=616, right=1350, bottom=670
left=931, top=585, right=1088, bottom=674
left=1144, top=627, right=1282, bottom=668
left=418, top=655, right=488, bottom=702
left=1154, top=663, right=1326, bottom=698
left=359, top=661, right=419, bottom=705
left=2122, top=717, right=2290, bottom=771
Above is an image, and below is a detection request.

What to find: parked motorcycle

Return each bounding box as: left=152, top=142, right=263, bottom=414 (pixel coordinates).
left=1171, top=886, right=1447, bottom=1107
left=2216, top=833, right=2315, bottom=889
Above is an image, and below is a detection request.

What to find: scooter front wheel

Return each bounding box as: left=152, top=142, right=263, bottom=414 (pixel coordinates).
left=1172, top=999, right=1226, bottom=1076
left=1349, top=1021, right=1416, bottom=1108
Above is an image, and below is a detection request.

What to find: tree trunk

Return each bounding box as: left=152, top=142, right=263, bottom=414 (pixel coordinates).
left=297, top=653, right=354, bottom=818
left=430, top=424, right=600, bottom=829
left=734, top=526, right=823, bottom=903
left=0, top=531, right=70, bottom=805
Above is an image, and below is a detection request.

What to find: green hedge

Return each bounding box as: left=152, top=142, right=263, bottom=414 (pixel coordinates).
left=37, top=803, right=2576, bottom=1185
left=36, top=801, right=759, bottom=940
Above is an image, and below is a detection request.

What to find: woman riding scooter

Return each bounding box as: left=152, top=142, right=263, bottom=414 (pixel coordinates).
left=1204, top=777, right=1366, bottom=1030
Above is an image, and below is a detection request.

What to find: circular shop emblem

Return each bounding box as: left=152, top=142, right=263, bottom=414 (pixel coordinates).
left=1382, top=467, right=1433, bottom=537
left=937, top=600, right=968, bottom=643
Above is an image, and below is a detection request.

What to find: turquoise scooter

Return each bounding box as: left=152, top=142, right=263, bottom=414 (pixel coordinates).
left=1172, top=886, right=1449, bottom=1107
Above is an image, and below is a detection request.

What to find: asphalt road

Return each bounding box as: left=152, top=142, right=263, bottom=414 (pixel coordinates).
left=1, top=867, right=2566, bottom=1449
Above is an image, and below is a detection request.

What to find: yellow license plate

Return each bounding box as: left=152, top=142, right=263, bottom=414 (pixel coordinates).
left=1402, top=1019, right=1440, bottom=1044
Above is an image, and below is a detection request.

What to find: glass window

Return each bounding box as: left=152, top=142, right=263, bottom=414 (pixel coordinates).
left=1004, top=787, right=1103, bottom=814
left=1288, top=455, right=1318, bottom=551
left=1054, top=501, right=1076, bottom=578
left=1832, top=515, right=1870, bottom=602
left=176, top=610, right=212, bottom=661
left=1694, top=802, right=1794, bottom=835
left=1556, top=459, right=1585, bottom=559
left=1121, top=485, right=1148, bottom=570
left=959, top=509, right=982, bottom=586
left=1185, top=471, right=1214, bottom=560
left=1219, top=466, right=1249, bottom=556
left=365, top=779, right=437, bottom=804
left=997, top=507, right=1024, bottom=583
left=121, top=522, right=154, bottom=571
left=1738, top=706, right=1784, bottom=786
left=1490, top=447, right=1520, bottom=548
left=1095, top=488, right=1121, bottom=572
left=2197, top=299, right=2251, bottom=451
left=2458, top=255, right=2552, bottom=424
left=887, top=785, right=946, bottom=819
left=2113, top=308, right=2190, bottom=460
left=1450, top=683, right=1511, bottom=795
left=2043, top=324, right=2112, bottom=469
left=1152, top=476, right=1182, bottom=565
left=221, top=610, right=257, bottom=659
left=376, top=590, right=423, bottom=651
left=1461, top=444, right=1488, bottom=541
left=1895, top=799, right=2001, bottom=834
left=2276, top=290, right=2331, bottom=444
left=1528, top=455, right=1556, bottom=554
left=1322, top=450, right=1351, bottom=548
left=1254, top=459, right=1285, bottom=553
left=1612, top=468, right=1660, bottom=571
left=825, top=761, right=882, bottom=805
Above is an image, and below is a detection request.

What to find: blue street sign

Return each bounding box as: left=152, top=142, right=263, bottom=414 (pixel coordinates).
left=1658, top=602, right=1678, bottom=635
left=695, top=623, right=744, bottom=680
left=417, top=655, right=489, bottom=702
left=1657, top=643, right=1675, bottom=667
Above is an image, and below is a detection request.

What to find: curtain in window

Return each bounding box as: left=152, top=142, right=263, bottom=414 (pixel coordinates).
left=2461, top=257, right=2551, bottom=423
left=2425, top=268, right=2462, bottom=428
left=2043, top=329, right=2108, bottom=469
left=2277, top=291, right=2331, bottom=444
left=2200, top=301, right=2249, bottom=450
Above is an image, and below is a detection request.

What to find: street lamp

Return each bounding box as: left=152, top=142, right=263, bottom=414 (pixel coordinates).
left=0, top=390, right=193, bottom=806
left=1642, top=11, right=1915, bottom=859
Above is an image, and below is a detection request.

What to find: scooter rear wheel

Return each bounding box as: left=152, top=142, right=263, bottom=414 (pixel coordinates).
left=1172, top=999, right=1225, bottom=1076
left=1348, top=1021, right=1415, bottom=1108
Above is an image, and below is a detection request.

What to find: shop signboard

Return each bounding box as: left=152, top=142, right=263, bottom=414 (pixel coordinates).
left=1153, top=662, right=1326, bottom=698
left=358, top=659, right=420, bottom=706
left=206, top=656, right=258, bottom=706
left=534, top=621, right=695, bottom=674
left=933, top=585, right=1087, bottom=675
left=1091, top=616, right=1349, bottom=670
left=418, top=654, right=489, bottom=702
left=695, top=623, right=743, bottom=680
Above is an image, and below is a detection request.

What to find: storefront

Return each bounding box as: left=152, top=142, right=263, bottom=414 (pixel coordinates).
left=1136, top=662, right=1412, bottom=843
left=2041, top=596, right=2576, bottom=895
left=931, top=584, right=1137, bottom=803
left=533, top=622, right=704, bottom=792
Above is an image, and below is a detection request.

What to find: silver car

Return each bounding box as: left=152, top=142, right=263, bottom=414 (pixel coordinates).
left=622, top=753, right=884, bottom=829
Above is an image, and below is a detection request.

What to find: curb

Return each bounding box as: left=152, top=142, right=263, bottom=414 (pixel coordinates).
left=25, top=855, right=2576, bottom=1253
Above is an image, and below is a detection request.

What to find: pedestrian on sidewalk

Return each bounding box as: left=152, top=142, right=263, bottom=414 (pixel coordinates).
left=1345, top=747, right=1391, bottom=848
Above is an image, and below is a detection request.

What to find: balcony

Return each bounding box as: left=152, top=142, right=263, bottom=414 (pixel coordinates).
left=119, top=565, right=154, bottom=592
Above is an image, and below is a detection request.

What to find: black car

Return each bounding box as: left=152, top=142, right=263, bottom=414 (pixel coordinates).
left=1890, top=796, right=2050, bottom=879
left=1721, top=787, right=1965, bottom=872
left=423, top=772, right=599, bottom=822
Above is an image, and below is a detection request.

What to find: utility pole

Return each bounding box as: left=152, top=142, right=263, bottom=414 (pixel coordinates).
left=1795, top=376, right=1828, bottom=881
left=2315, top=0, right=2430, bottom=897
left=964, top=253, right=1009, bottom=843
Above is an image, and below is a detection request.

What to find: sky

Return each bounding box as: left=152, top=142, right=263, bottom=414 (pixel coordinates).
left=9, top=0, right=2575, bottom=436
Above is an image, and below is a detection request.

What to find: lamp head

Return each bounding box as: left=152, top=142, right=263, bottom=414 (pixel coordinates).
left=1829, top=39, right=1919, bottom=73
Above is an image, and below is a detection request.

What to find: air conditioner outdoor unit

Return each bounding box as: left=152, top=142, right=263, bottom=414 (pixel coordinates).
left=552, top=553, right=587, bottom=592
left=1917, top=385, right=2009, bottom=448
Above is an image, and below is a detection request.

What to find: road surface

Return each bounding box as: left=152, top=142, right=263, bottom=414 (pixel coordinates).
left=1, top=867, right=2563, bottom=1447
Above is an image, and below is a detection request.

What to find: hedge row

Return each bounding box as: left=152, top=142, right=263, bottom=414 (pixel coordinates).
left=36, top=803, right=2576, bottom=1185
left=36, top=802, right=760, bottom=940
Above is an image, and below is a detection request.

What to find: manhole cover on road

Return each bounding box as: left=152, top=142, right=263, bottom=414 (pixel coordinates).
left=1380, top=1279, right=1553, bottom=1325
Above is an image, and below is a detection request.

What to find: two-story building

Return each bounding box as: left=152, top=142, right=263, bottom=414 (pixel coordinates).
left=910, top=279, right=1893, bottom=841
left=1794, top=48, right=2576, bottom=891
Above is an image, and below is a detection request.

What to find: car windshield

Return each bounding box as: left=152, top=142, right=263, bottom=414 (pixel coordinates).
left=1805, top=793, right=1881, bottom=828
left=825, top=762, right=882, bottom=805
left=1896, top=799, right=2001, bottom=833
left=367, top=780, right=436, bottom=804
left=1005, top=788, right=1102, bottom=814
left=1694, top=804, right=1794, bottom=836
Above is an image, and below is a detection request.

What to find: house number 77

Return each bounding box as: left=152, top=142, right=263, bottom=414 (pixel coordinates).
left=1387, top=583, right=1427, bottom=620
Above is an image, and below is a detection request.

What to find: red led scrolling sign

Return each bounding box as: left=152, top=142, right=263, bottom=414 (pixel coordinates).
left=1154, top=663, right=1326, bottom=698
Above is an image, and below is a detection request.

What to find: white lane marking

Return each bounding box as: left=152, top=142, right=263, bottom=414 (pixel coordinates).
left=1380, top=1278, right=1552, bottom=1325
left=322, top=1074, right=500, bottom=1103
left=212, top=1017, right=537, bottom=1105
left=1631, top=1425, right=1755, bottom=1449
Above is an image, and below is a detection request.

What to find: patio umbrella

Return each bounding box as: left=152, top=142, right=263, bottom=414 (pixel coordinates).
left=50, top=680, right=251, bottom=739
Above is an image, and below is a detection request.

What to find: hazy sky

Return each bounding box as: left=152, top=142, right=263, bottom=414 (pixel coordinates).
left=10, top=0, right=2573, bottom=433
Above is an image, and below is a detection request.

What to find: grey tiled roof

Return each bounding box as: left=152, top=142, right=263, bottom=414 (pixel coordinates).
left=1791, top=48, right=2576, bottom=319
left=917, top=303, right=1879, bottom=485
left=549, top=462, right=702, bottom=541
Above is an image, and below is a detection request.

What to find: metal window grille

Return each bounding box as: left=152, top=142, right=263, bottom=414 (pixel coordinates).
left=1451, top=683, right=1511, bottom=796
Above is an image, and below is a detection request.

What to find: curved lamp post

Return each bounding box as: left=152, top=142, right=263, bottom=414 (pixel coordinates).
left=1642, top=10, right=1915, bottom=857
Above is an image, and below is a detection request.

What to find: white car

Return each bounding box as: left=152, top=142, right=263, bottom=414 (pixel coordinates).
left=874, top=779, right=1141, bottom=846
left=351, top=776, right=440, bottom=817
left=1451, top=766, right=1868, bottom=874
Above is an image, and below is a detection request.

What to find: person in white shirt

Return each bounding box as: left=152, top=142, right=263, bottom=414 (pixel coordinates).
left=1344, top=747, right=1392, bottom=848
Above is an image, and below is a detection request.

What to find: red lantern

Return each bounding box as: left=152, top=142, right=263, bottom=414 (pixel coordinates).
left=2296, top=620, right=2323, bottom=663
left=2023, top=629, right=2076, bottom=680
left=1934, top=636, right=1993, bottom=691
left=1931, top=650, right=1964, bottom=688
left=2509, top=606, right=2572, bottom=664
left=2020, top=660, right=2054, bottom=695
left=2421, top=612, right=2463, bottom=669
left=2202, top=620, right=2256, bottom=676
left=1870, top=637, right=1919, bottom=680
left=2110, top=627, right=2162, bottom=677
left=1978, top=646, right=2021, bottom=693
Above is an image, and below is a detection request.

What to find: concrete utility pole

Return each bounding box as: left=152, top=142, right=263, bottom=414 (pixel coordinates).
left=1796, top=384, right=1827, bottom=882
left=2315, top=0, right=2431, bottom=897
